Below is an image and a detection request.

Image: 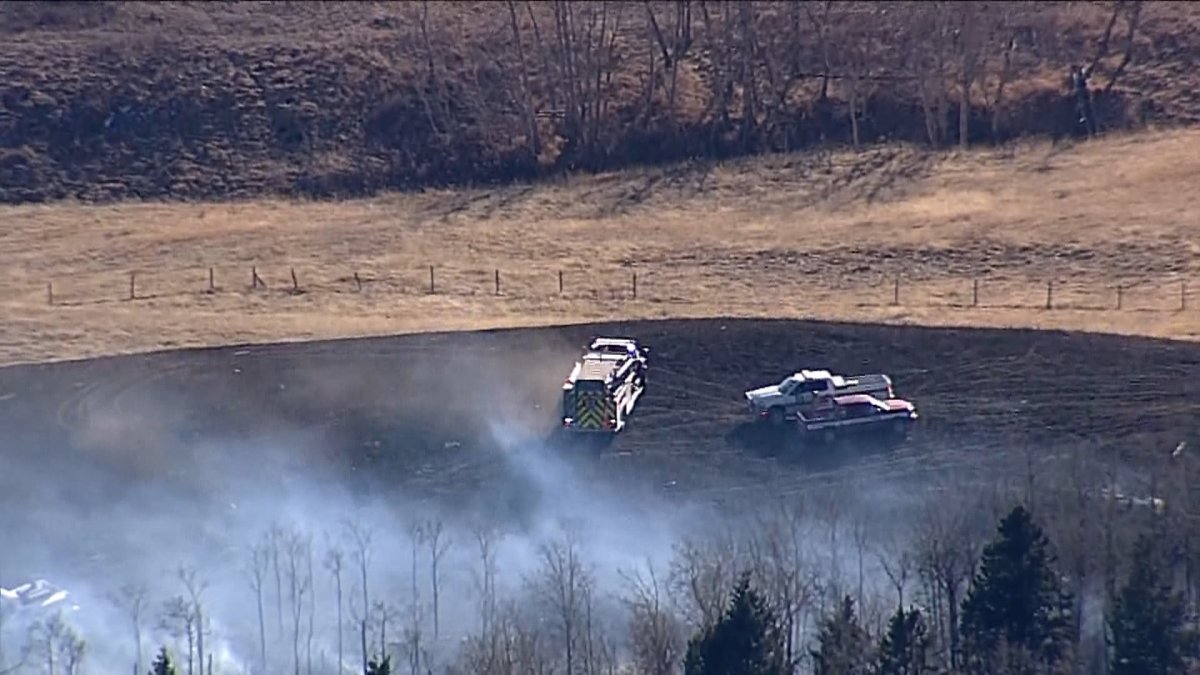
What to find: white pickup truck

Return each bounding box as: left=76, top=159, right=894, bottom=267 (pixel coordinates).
left=744, top=368, right=894, bottom=424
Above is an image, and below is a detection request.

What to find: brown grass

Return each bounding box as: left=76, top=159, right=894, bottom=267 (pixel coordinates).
left=1, top=128, right=1199, bottom=365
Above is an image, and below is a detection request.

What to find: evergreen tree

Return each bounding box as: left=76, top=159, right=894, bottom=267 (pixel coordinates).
left=684, top=572, right=786, bottom=675
left=150, top=646, right=176, bottom=675
left=1108, top=534, right=1197, bottom=675
left=960, top=505, right=1074, bottom=674
left=877, top=606, right=930, bottom=675
left=810, top=596, right=871, bottom=675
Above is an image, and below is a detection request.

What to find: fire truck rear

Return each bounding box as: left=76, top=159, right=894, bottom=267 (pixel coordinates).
left=561, top=343, right=647, bottom=433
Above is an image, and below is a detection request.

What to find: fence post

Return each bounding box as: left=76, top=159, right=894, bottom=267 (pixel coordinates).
left=1046, top=281, right=1053, bottom=310
left=129, top=271, right=136, bottom=300
left=892, top=277, right=900, bottom=306
left=1182, top=281, right=1188, bottom=311
left=354, top=272, right=362, bottom=292
left=972, top=278, right=979, bottom=307
left=208, top=266, right=215, bottom=292
left=429, top=265, right=435, bottom=294
left=1116, top=284, right=1123, bottom=310
left=495, top=269, right=500, bottom=296
left=47, top=281, right=53, bottom=305
left=290, top=267, right=299, bottom=293
left=558, top=270, right=564, bottom=295
left=632, top=271, right=638, bottom=299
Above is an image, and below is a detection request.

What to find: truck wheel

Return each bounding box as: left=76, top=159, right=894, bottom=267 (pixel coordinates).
left=767, top=407, right=784, bottom=426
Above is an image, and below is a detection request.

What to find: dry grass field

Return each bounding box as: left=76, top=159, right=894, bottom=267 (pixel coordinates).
left=2, top=128, right=1199, bottom=365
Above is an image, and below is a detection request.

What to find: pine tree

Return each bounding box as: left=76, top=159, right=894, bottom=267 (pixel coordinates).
left=1108, top=534, right=1197, bottom=675
left=960, top=505, right=1074, bottom=674
left=150, top=646, right=176, bottom=675
left=810, top=596, right=871, bottom=675
left=877, top=606, right=930, bottom=675
left=684, top=573, right=786, bottom=675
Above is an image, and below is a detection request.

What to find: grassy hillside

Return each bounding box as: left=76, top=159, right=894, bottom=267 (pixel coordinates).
left=1, top=0, right=1198, bottom=204
left=1, top=128, right=1198, bottom=364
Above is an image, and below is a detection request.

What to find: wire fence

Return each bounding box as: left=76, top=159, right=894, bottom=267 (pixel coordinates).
left=12, top=263, right=1196, bottom=314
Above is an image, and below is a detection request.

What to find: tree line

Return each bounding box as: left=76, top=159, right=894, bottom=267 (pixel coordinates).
left=0, top=1, right=1154, bottom=202
left=686, top=505, right=1194, bottom=675
left=2, top=452, right=1198, bottom=675
left=363, top=0, right=1146, bottom=187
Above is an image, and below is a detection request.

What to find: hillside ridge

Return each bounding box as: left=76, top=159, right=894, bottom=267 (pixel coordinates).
left=1, top=1, right=1198, bottom=204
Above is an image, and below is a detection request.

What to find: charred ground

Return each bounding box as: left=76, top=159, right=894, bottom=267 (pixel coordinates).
left=2, top=318, right=1195, bottom=519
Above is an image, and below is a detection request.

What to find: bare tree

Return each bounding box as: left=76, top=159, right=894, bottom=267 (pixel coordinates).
left=457, top=598, right=552, bottom=675
left=472, top=523, right=501, bottom=639
left=30, top=612, right=68, bottom=675
left=981, top=3, right=1025, bottom=142
left=463, top=522, right=503, bottom=675
left=178, top=565, right=208, bottom=675
left=427, top=519, right=452, bottom=642
left=644, top=0, right=695, bottom=120
left=411, top=0, right=449, bottom=140
left=270, top=523, right=286, bottom=640
left=370, top=600, right=400, bottom=663
left=248, top=533, right=271, bottom=673
left=1085, top=0, right=1144, bottom=99
left=408, top=520, right=426, bottom=675
left=323, top=544, right=346, bottom=674
left=948, top=2, right=986, bottom=149
left=506, top=0, right=542, bottom=161
left=852, top=514, right=870, bottom=613
left=904, top=1, right=951, bottom=147
left=876, top=534, right=915, bottom=610
left=745, top=500, right=819, bottom=669
left=345, top=521, right=374, bottom=674
left=806, top=0, right=835, bottom=102
left=667, top=531, right=739, bottom=630
left=914, top=494, right=980, bottom=671
left=579, top=576, right=618, bottom=675
left=551, top=0, right=582, bottom=156
left=57, top=627, right=86, bottom=675
left=347, top=588, right=370, bottom=675
left=161, top=596, right=197, bottom=675
left=108, top=582, right=147, bottom=675
left=283, top=529, right=314, bottom=675
left=531, top=534, right=595, bottom=675
left=620, top=559, right=684, bottom=675
left=306, top=535, right=317, bottom=675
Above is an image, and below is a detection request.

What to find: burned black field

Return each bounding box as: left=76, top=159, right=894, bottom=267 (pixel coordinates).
left=2, top=318, right=1196, bottom=512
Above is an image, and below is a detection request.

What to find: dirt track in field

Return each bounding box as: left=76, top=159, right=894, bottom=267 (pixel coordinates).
left=2, top=318, right=1196, bottom=522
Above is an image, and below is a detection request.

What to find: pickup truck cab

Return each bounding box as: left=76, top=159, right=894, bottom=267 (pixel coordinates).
left=745, top=368, right=893, bottom=424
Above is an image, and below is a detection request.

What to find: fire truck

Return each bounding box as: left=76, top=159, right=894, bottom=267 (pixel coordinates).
left=560, top=338, right=648, bottom=433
